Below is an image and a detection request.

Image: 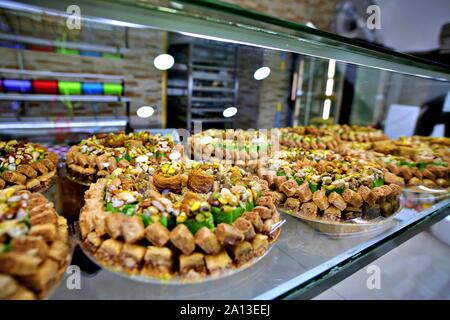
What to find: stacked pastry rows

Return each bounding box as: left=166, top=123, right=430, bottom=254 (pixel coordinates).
left=79, top=162, right=281, bottom=280
left=0, top=188, right=70, bottom=299
left=339, top=136, right=450, bottom=189
left=189, top=125, right=389, bottom=168
left=189, top=129, right=274, bottom=169
left=77, top=127, right=448, bottom=231
left=66, top=131, right=183, bottom=183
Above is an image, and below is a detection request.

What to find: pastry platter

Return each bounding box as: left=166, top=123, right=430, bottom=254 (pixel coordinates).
left=280, top=207, right=399, bottom=239
left=76, top=160, right=284, bottom=283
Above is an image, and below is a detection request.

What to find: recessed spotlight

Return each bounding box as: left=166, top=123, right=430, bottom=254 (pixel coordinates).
left=328, top=59, right=336, bottom=78
left=137, top=106, right=155, bottom=118
left=253, top=67, right=271, bottom=80
left=325, top=79, right=334, bottom=96
left=153, top=54, right=174, bottom=70
left=223, top=106, right=237, bottom=118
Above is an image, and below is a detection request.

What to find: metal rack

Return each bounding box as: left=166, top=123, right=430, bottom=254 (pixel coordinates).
left=167, top=41, right=238, bottom=131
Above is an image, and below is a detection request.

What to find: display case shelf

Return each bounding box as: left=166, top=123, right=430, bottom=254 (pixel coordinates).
left=191, top=117, right=235, bottom=123
left=21, top=0, right=448, bottom=81
left=190, top=97, right=235, bottom=102
left=48, top=196, right=449, bottom=300
left=0, top=117, right=127, bottom=136
left=3, top=0, right=450, bottom=301
left=192, top=86, right=235, bottom=92
left=191, top=107, right=227, bottom=112
left=192, top=73, right=234, bottom=81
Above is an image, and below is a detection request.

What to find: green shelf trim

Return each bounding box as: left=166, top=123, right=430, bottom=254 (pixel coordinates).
left=58, top=81, right=82, bottom=95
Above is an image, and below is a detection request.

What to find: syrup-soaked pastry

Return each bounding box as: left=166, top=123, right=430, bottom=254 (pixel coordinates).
left=78, top=161, right=282, bottom=281
left=0, top=188, right=70, bottom=300
left=0, top=141, right=59, bottom=192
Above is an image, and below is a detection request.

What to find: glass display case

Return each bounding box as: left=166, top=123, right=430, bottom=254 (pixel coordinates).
left=0, top=0, right=449, bottom=300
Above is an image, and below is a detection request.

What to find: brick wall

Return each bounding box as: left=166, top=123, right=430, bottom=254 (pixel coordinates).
left=0, top=11, right=164, bottom=128
left=235, top=47, right=294, bottom=129
left=203, top=0, right=339, bottom=129
left=258, top=50, right=293, bottom=128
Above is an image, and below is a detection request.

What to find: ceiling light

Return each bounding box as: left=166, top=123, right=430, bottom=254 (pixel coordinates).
left=253, top=67, right=271, bottom=80
left=322, top=99, right=331, bottom=120
left=153, top=54, right=174, bottom=70
left=325, top=79, right=334, bottom=96
left=170, top=2, right=184, bottom=9
left=137, top=106, right=155, bottom=118
left=223, top=106, right=238, bottom=118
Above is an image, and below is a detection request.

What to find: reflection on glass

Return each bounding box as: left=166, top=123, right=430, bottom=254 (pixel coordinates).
left=253, top=66, right=271, bottom=80
left=153, top=53, right=175, bottom=70
left=322, top=98, right=331, bottom=120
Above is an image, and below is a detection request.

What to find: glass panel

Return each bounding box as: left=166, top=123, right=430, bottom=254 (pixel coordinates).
left=0, top=1, right=448, bottom=300
left=48, top=199, right=449, bottom=300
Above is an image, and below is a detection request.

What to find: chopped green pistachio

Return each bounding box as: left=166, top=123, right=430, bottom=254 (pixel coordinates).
left=161, top=163, right=170, bottom=174
left=309, top=182, right=318, bottom=193
left=159, top=215, right=168, bottom=227
left=372, top=178, right=384, bottom=188
left=105, top=202, right=120, bottom=213
left=122, top=204, right=136, bottom=216
left=140, top=214, right=151, bottom=227
left=294, top=177, right=304, bottom=185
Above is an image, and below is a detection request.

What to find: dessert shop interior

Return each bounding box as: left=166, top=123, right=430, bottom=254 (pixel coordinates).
left=0, top=0, right=450, bottom=301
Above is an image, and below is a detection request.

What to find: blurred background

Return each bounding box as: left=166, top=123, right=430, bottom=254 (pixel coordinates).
left=0, top=0, right=448, bottom=149
left=0, top=0, right=449, bottom=300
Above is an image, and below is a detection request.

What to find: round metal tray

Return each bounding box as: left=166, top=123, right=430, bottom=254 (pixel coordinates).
left=74, top=221, right=283, bottom=285
left=0, top=173, right=57, bottom=194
